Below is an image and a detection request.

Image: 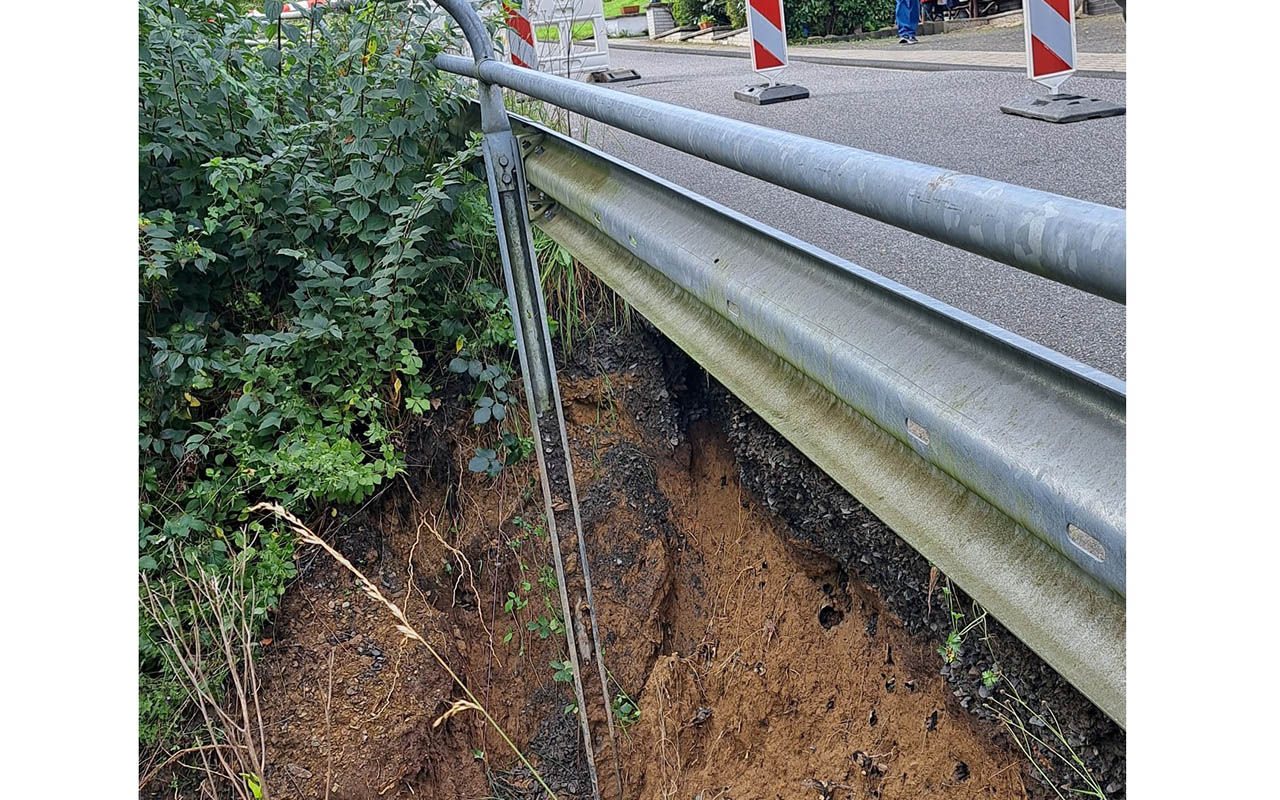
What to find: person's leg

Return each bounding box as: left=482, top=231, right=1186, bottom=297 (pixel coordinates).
left=896, top=0, right=915, bottom=39
left=908, top=0, right=921, bottom=38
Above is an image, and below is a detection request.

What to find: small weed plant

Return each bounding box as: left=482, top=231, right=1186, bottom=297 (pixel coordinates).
left=935, top=579, right=992, bottom=668
left=931, top=576, right=1106, bottom=798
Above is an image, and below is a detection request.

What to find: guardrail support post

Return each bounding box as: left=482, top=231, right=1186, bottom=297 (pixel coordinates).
left=432, top=3, right=621, bottom=798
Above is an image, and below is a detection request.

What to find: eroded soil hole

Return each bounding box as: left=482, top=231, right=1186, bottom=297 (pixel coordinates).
left=236, top=323, right=1121, bottom=800
left=818, top=605, right=844, bottom=629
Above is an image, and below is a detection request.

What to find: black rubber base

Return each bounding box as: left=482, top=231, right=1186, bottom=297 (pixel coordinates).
left=734, top=82, right=810, bottom=105
left=588, top=69, right=642, bottom=83
left=1000, top=93, right=1126, bottom=123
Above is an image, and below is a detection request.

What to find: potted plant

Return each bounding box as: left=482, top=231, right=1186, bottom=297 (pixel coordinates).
left=699, top=14, right=714, bottom=29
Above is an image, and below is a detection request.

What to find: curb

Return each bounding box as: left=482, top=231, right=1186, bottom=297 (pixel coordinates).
left=609, top=40, right=1126, bottom=80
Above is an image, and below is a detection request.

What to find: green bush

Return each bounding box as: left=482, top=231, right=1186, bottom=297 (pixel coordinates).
left=726, top=0, right=746, bottom=29
left=139, top=0, right=518, bottom=758
left=671, top=0, right=700, bottom=25
left=784, top=0, right=894, bottom=39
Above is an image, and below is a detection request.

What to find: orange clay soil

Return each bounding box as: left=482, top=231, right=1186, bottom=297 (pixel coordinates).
left=246, top=359, right=1027, bottom=800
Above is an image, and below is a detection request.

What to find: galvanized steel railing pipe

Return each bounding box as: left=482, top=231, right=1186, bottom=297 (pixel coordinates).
left=435, top=54, right=1127, bottom=304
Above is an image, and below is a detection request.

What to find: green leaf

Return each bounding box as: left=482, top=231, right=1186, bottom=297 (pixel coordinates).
left=348, top=199, right=370, bottom=224
left=261, top=47, right=281, bottom=70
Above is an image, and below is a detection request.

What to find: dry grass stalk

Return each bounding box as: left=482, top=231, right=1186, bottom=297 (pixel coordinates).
left=986, top=681, right=1106, bottom=800
left=250, top=502, right=560, bottom=800
left=324, top=648, right=334, bottom=800
left=139, top=553, right=270, bottom=799
left=421, top=510, right=497, bottom=663
left=137, top=744, right=246, bottom=791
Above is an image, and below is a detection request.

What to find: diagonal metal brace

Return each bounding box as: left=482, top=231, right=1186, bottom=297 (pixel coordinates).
left=431, top=2, right=623, bottom=797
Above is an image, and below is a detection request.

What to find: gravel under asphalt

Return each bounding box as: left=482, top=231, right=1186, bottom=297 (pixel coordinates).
left=835, top=13, right=1128, bottom=53
left=573, top=49, right=1127, bottom=377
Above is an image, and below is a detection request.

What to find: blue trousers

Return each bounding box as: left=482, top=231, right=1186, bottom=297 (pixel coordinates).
left=897, top=0, right=920, bottom=38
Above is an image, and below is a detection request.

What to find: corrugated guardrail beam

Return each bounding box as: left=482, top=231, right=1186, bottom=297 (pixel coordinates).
left=437, top=54, right=1126, bottom=304
left=511, top=115, right=1126, bottom=727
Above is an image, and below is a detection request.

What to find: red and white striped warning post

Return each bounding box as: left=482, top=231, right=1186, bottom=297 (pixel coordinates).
left=746, top=0, right=789, bottom=75
left=250, top=1, right=327, bottom=20
left=1023, top=0, right=1077, bottom=93
left=735, top=0, right=808, bottom=105
left=503, top=2, right=539, bottom=71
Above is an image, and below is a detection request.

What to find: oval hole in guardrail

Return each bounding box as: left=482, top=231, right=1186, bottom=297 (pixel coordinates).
left=906, top=418, right=930, bottom=447
left=628, top=235, right=637, bottom=248
left=1067, top=524, right=1106, bottom=562
left=726, top=299, right=740, bottom=317
left=594, top=212, right=601, bottom=225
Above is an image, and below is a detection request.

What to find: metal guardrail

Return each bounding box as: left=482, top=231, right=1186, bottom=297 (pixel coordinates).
left=508, top=115, right=1126, bottom=728
left=437, top=54, right=1127, bottom=304
left=511, top=113, right=1127, bottom=595
left=431, top=0, right=1125, bottom=737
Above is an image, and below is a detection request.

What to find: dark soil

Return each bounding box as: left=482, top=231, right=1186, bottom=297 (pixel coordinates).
left=158, top=314, right=1123, bottom=799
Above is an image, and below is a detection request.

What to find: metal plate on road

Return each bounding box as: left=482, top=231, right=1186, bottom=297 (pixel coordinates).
left=1000, top=93, right=1126, bottom=123
left=734, top=83, right=810, bottom=105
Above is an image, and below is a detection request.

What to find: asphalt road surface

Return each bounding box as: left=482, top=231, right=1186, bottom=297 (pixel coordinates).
left=572, top=48, right=1127, bottom=378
